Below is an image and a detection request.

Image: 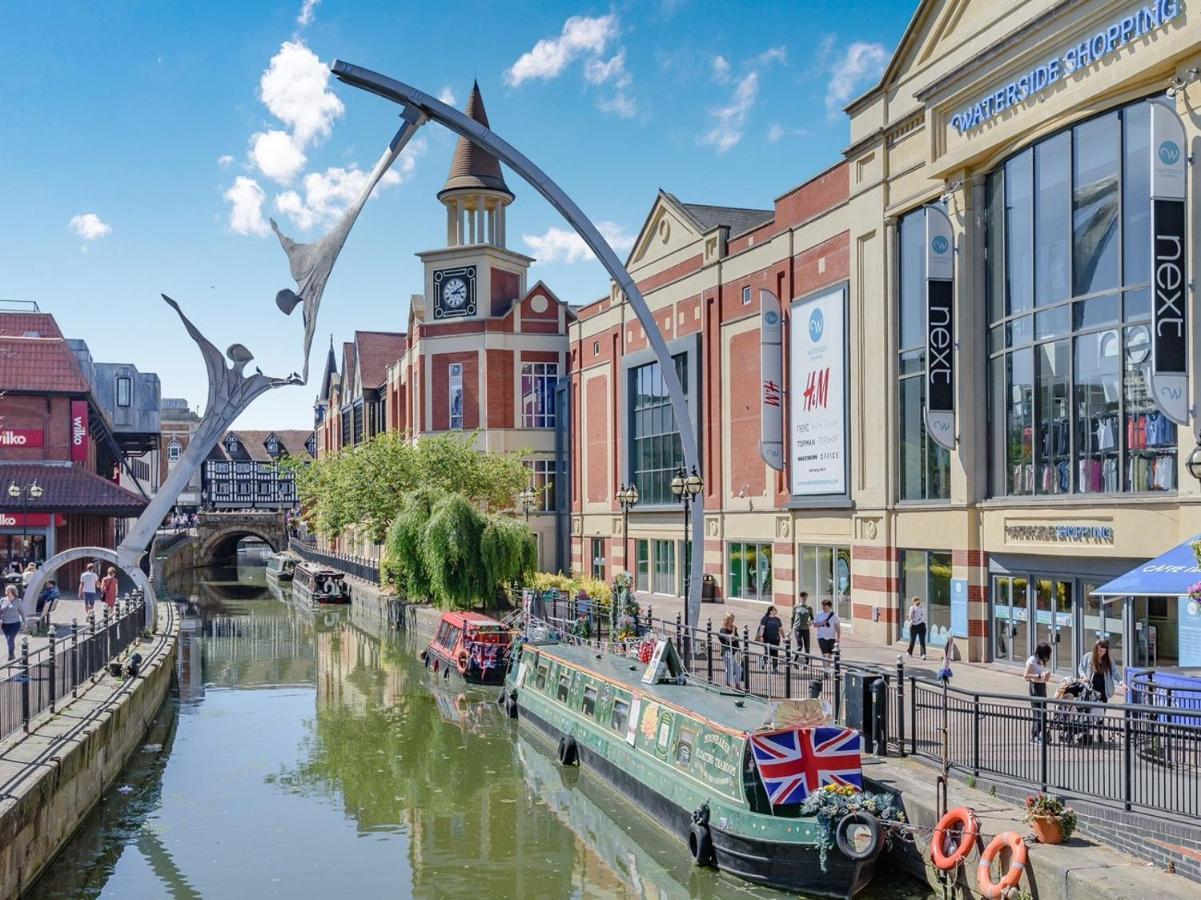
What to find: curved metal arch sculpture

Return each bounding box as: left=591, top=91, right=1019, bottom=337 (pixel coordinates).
left=20, top=546, right=155, bottom=621
left=330, top=61, right=705, bottom=630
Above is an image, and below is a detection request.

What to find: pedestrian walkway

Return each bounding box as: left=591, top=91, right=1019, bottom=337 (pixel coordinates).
left=3, top=595, right=122, bottom=663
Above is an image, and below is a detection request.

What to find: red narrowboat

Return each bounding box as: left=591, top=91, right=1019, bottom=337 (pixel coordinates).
left=421, top=612, right=513, bottom=686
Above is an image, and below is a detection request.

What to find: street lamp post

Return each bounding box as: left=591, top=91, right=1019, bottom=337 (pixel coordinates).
left=671, top=466, right=703, bottom=662
left=518, top=485, right=537, bottom=525
left=616, top=483, right=639, bottom=575
left=7, top=481, right=44, bottom=566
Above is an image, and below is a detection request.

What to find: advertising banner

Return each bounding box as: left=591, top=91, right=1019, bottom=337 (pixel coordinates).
left=1148, top=98, right=1188, bottom=425
left=70, top=400, right=89, bottom=463
left=0, top=513, right=62, bottom=528
left=925, top=205, right=956, bottom=450
left=759, top=289, right=785, bottom=471
left=789, top=287, right=846, bottom=496
left=0, top=428, right=44, bottom=449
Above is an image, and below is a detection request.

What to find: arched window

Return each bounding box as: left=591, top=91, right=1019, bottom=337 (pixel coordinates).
left=167, top=440, right=182, bottom=462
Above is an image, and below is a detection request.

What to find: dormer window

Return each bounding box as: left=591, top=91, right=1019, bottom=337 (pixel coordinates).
left=266, top=437, right=280, bottom=455
left=167, top=439, right=182, bottom=462
left=225, top=436, right=239, bottom=454
left=116, top=376, right=132, bottom=407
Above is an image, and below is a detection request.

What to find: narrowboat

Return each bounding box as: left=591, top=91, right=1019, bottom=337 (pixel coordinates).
left=292, top=561, right=351, bottom=604
left=421, top=611, right=513, bottom=686
left=265, top=551, right=299, bottom=582
left=504, top=639, right=881, bottom=898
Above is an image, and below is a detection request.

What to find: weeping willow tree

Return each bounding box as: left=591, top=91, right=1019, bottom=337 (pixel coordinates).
left=384, top=489, right=536, bottom=610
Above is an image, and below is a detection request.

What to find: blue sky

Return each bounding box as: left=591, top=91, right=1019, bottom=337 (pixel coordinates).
left=0, top=1, right=913, bottom=429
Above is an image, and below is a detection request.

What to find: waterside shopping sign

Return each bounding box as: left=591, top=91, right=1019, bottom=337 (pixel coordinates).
left=950, top=0, right=1181, bottom=135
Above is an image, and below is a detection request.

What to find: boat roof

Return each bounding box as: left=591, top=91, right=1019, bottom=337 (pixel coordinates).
left=529, top=640, right=775, bottom=737
left=441, top=611, right=505, bottom=628
left=296, top=562, right=343, bottom=576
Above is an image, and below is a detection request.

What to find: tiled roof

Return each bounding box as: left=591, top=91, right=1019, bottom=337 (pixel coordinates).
left=0, top=336, right=91, bottom=394
left=665, top=192, right=774, bottom=238
left=439, top=82, right=512, bottom=198
left=0, top=312, right=63, bottom=339
left=209, top=429, right=315, bottom=462
left=0, top=462, right=147, bottom=515
left=354, top=330, right=406, bottom=390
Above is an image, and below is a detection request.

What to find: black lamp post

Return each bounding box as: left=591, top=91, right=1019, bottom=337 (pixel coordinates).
left=7, top=480, right=44, bottom=566
left=670, top=465, right=704, bottom=601
left=518, top=485, right=537, bottom=524
left=616, top=482, right=639, bottom=574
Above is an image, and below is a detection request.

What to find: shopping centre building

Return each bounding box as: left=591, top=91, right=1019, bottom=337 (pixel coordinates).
left=567, top=0, right=1200, bottom=671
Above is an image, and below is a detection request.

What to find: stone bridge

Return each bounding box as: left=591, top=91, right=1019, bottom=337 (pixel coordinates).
left=154, top=511, right=287, bottom=577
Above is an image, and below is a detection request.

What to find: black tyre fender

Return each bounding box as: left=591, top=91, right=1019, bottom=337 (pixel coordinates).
left=688, top=822, right=714, bottom=866
left=504, top=694, right=518, bottom=719
left=835, top=811, right=881, bottom=861
left=557, top=735, right=579, bottom=766
left=496, top=689, right=506, bottom=706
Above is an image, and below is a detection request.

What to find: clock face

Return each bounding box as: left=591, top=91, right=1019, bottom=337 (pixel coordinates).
left=442, top=277, right=468, bottom=309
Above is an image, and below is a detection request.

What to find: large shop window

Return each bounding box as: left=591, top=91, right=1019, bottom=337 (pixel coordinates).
left=521, top=362, right=558, bottom=428
left=900, top=550, right=952, bottom=648
left=633, top=538, right=678, bottom=596
left=630, top=355, right=688, bottom=506
left=798, top=544, right=852, bottom=624
left=727, top=542, right=773, bottom=603
left=987, top=101, right=1176, bottom=497
left=898, top=212, right=951, bottom=501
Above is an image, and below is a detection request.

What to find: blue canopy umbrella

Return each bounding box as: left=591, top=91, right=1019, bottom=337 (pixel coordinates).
left=1092, top=536, right=1201, bottom=598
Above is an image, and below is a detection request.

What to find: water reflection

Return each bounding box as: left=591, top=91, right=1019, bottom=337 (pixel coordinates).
left=28, top=563, right=930, bottom=899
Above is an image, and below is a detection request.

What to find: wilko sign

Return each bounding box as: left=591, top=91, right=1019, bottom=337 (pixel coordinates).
left=70, top=400, right=89, bottom=462
left=0, top=513, right=60, bottom=528
left=0, top=428, right=43, bottom=449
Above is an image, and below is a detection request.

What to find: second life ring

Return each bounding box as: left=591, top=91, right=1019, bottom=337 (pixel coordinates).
left=976, top=831, right=1027, bottom=900
left=931, top=807, right=979, bottom=870
left=321, top=579, right=336, bottom=595
left=456, top=649, right=470, bottom=674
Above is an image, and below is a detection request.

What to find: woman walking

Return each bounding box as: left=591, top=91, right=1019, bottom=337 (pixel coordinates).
left=757, top=606, right=783, bottom=672
left=906, top=596, right=927, bottom=659
left=1078, top=639, right=1122, bottom=741
left=1, top=585, right=23, bottom=662
left=718, top=613, right=742, bottom=689
left=1025, top=642, right=1053, bottom=743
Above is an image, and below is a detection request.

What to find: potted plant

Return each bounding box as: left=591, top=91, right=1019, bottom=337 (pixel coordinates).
left=1023, top=793, right=1077, bottom=844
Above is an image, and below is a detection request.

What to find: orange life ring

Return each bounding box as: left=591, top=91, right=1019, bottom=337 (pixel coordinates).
left=976, top=831, right=1027, bottom=899
left=930, top=807, right=979, bottom=870
left=456, top=649, right=469, bottom=674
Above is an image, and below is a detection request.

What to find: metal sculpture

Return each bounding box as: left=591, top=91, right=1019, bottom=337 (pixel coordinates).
left=21, top=116, right=424, bottom=626
left=330, top=61, right=705, bottom=634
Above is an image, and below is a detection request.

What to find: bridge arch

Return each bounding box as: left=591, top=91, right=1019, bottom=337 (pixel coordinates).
left=200, top=530, right=280, bottom=566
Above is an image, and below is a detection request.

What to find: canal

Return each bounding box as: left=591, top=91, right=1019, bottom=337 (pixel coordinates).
left=27, top=557, right=933, bottom=899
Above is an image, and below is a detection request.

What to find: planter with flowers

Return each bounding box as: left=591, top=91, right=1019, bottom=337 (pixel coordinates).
left=798, top=783, right=906, bottom=870
left=1024, top=793, right=1077, bottom=844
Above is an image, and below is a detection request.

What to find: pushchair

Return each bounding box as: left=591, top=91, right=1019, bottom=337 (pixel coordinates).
left=1052, top=679, right=1103, bottom=745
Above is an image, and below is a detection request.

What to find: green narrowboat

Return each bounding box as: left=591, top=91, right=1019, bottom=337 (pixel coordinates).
left=504, top=639, right=881, bottom=898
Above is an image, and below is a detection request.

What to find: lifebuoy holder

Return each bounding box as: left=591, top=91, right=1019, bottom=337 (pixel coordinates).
left=931, top=807, right=979, bottom=870
left=976, top=830, right=1027, bottom=899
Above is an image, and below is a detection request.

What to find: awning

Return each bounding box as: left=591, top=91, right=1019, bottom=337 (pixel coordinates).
left=1091, top=537, right=1201, bottom=597
left=0, top=462, right=147, bottom=517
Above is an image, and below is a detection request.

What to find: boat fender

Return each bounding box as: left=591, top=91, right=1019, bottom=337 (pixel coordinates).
left=504, top=694, right=518, bottom=719
left=835, top=811, right=881, bottom=862
left=931, top=807, right=979, bottom=870
left=556, top=735, right=578, bottom=766
left=688, top=822, right=714, bottom=867
left=976, top=831, right=1027, bottom=899
left=496, top=690, right=506, bottom=706
left=322, top=579, right=336, bottom=595
left=456, top=649, right=470, bottom=674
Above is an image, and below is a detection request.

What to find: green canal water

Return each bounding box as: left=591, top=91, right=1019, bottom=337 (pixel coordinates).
left=27, top=558, right=935, bottom=899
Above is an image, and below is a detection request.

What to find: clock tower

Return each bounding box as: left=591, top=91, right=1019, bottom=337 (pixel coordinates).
left=420, top=81, right=531, bottom=322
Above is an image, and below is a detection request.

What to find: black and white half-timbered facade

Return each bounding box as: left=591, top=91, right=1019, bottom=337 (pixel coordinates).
left=202, top=430, right=315, bottom=511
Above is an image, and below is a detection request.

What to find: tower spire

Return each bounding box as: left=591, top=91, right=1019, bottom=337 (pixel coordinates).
left=439, top=82, right=513, bottom=248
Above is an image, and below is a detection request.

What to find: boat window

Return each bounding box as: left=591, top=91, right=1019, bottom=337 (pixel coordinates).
left=535, top=664, right=548, bottom=689
left=676, top=727, right=696, bottom=767
left=581, top=686, right=598, bottom=717
left=556, top=674, right=571, bottom=702
left=610, top=698, right=629, bottom=734
left=445, top=626, right=461, bottom=648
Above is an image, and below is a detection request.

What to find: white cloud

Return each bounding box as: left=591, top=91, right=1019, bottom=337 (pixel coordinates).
left=505, top=14, right=617, bottom=86
left=699, top=47, right=786, bottom=153
left=224, top=176, right=270, bottom=236
left=523, top=221, right=634, bottom=265
left=584, top=50, right=625, bottom=85
left=297, top=0, right=320, bottom=26
left=767, top=123, right=785, bottom=143
left=825, top=41, right=888, bottom=118
left=259, top=41, right=343, bottom=147
left=249, top=129, right=307, bottom=184
left=437, top=85, right=457, bottom=106
left=755, top=46, right=787, bottom=67
left=274, top=138, right=426, bottom=230
left=217, top=154, right=235, bottom=168
left=584, top=49, right=636, bottom=118
left=68, top=213, right=112, bottom=241
left=711, top=55, right=731, bottom=84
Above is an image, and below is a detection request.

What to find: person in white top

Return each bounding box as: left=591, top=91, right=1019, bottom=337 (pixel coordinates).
left=78, top=563, right=99, bottom=613
left=906, top=596, right=927, bottom=659
left=1024, top=642, right=1053, bottom=743
left=815, top=599, right=841, bottom=663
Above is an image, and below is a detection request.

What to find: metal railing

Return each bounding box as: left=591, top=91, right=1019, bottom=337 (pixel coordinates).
left=0, top=594, right=146, bottom=744
left=288, top=539, right=379, bottom=585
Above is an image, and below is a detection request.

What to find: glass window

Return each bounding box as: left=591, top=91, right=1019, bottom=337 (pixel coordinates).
left=635, top=539, right=649, bottom=592
left=726, top=542, right=772, bottom=602
left=900, top=549, right=952, bottom=648
left=116, top=376, right=131, bottom=408
left=521, top=362, right=558, bottom=428
left=987, top=101, right=1172, bottom=498
left=798, top=544, right=852, bottom=625
left=167, top=440, right=182, bottom=462
left=611, top=697, right=629, bottom=733
left=449, top=364, right=464, bottom=430
left=652, top=539, right=676, bottom=596
left=591, top=537, right=606, bottom=581
left=582, top=686, right=597, bottom=717
left=535, top=664, right=548, bottom=689
left=675, top=727, right=696, bottom=766
left=525, top=459, right=555, bottom=512
left=629, top=355, right=688, bottom=505
left=898, top=210, right=950, bottom=501
left=556, top=674, right=571, bottom=702
left=742, top=285, right=751, bottom=305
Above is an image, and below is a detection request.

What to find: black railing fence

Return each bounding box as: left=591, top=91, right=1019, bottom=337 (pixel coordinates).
left=0, top=594, right=146, bottom=744
left=289, top=539, right=380, bottom=586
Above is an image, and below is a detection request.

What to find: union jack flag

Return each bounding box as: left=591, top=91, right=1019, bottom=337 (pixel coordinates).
left=748, top=726, right=863, bottom=806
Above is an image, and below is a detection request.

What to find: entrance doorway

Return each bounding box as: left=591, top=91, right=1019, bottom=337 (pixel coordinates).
left=992, top=575, right=1029, bottom=663
left=991, top=574, right=1075, bottom=673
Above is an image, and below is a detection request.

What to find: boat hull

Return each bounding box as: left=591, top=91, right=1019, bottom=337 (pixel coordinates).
left=292, top=581, right=349, bottom=604
left=265, top=568, right=294, bottom=582
left=515, top=700, right=875, bottom=899
left=422, top=644, right=507, bottom=686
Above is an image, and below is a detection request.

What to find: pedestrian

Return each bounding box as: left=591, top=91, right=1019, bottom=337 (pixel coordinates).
left=1025, top=642, right=1053, bottom=743
left=791, top=591, right=813, bottom=658
left=21, top=562, right=37, bottom=589
left=815, top=599, right=841, bottom=663
left=100, top=567, right=119, bottom=611
left=757, top=606, right=782, bottom=672
left=1079, top=638, right=1122, bottom=738
left=78, top=563, right=99, bottom=614
left=718, top=612, right=742, bottom=689
left=1, top=585, right=22, bottom=661
left=906, top=596, right=928, bottom=660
